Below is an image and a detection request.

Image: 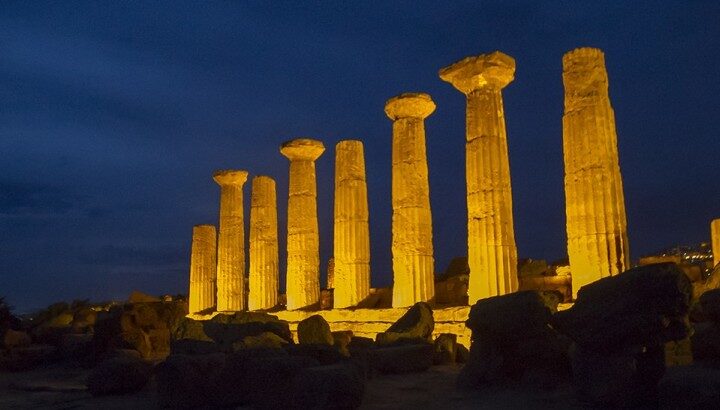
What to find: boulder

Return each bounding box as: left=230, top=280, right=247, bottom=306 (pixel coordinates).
left=332, top=330, right=353, bottom=356
left=297, top=315, right=333, bottom=345
left=86, top=356, right=152, bottom=396
left=156, top=353, right=227, bottom=408
left=458, top=291, right=567, bottom=388
left=376, top=302, right=434, bottom=345
left=372, top=342, right=433, bottom=374
left=691, top=322, right=720, bottom=365
left=433, top=333, right=457, bottom=365
left=170, top=339, right=221, bottom=355
left=284, top=343, right=345, bottom=365
left=198, top=312, right=292, bottom=351
left=71, top=307, right=97, bottom=333
left=3, top=329, right=31, bottom=349
left=238, top=331, right=289, bottom=350
left=658, top=364, right=720, bottom=409
left=0, top=344, right=56, bottom=371
left=58, top=333, right=93, bottom=362
left=700, top=289, right=720, bottom=323
left=290, top=363, right=365, bottom=409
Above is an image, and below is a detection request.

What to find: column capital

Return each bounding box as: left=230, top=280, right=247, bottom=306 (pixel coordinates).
left=280, top=138, right=325, bottom=161
left=562, top=47, right=608, bottom=94
left=439, top=51, right=515, bottom=94
left=213, top=170, right=248, bottom=186
left=384, top=93, right=435, bottom=120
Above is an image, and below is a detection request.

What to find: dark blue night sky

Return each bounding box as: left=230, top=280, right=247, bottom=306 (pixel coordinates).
left=2, top=1, right=719, bottom=312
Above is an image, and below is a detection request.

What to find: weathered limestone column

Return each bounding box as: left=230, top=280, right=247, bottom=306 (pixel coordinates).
left=712, top=219, right=720, bottom=267
left=213, top=170, right=248, bottom=312
left=440, top=51, right=519, bottom=304
left=248, top=176, right=279, bottom=310
left=562, top=47, right=630, bottom=297
left=280, top=138, right=325, bottom=310
left=188, top=224, right=217, bottom=314
left=385, top=93, right=435, bottom=307
left=333, top=140, right=371, bottom=308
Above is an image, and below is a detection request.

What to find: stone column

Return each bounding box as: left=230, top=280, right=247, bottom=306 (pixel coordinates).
left=712, top=219, right=720, bottom=268
left=385, top=93, right=435, bottom=308
left=440, top=51, right=519, bottom=304
left=333, top=140, right=371, bottom=308
left=213, top=170, right=248, bottom=312
left=188, top=224, right=217, bottom=314
left=280, top=138, right=325, bottom=310
left=562, top=47, right=630, bottom=297
left=248, top=176, right=279, bottom=310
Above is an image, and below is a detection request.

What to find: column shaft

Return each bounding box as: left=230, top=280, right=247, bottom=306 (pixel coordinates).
left=188, top=225, right=217, bottom=314
left=562, top=48, right=630, bottom=297
left=712, top=219, right=720, bottom=268
left=333, top=140, right=371, bottom=308
left=248, top=176, right=279, bottom=310
left=214, top=171, right=248, bottom=311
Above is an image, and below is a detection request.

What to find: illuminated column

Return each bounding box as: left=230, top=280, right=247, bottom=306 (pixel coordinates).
left=712, top=219, right=720, bottom=267
left=333, top=140, right=371, bottom=308
left=385, top=93, right=435, bottom=308
left=562, top=47, right=630, bottom=297
left=213, top=170, right=248, bottom=312
left=248, top=176, right=279, bottom=310
left=280, top=139, right=325, bottom=310
left=440, top=51, right=519, bottom=304
left=188, top=224, right=217, bottom=314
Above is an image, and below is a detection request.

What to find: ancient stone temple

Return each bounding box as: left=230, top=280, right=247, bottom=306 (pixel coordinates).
left=248, top=176, right=279, bottom=310
left=213, top=170, right=248, bottom=312
left=562, top=47, right=630, bottom=296
left=333, top=140, right=371, bottom=308
left=712, top=219, right=720, bottom=267
left=440, top=51, right=519, bottom=304
left=385, top=93, right=435, bottom=307
left=188, top=224, right=217, bottom=314
left=280, top=138, right=325, bottom=310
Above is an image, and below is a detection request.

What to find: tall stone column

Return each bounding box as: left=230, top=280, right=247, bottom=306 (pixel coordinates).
left=213, top=170, right=248, bottom=312
left=562, top=47, right=630, bottom=297
left=440, top=51, right=519, bottom=304
left=333, top=140, right=371, bottom=308
left=385, top=93, right=435, bottom=307
left=280, top=138, right=325, bottom=310
left=712, top=219, right=720, bottom=268
left=188, top=224, right=217, bottom=314
left=248, top=176, right=279, bottom=310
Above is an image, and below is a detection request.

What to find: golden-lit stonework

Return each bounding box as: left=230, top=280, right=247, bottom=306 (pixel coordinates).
left=712, top=219, right=720, bottom=267
left=280, top=138, right=325, bottom=310
left=188, top=224, right=217, bottom=314
left=385, top=93, right=436, bottom=308
left=333, top=140, right=371, bottom=308
left=440, top=51, right=519, bottom=303
left=248, top=175, right=279, bottom=310
left=562, top=47, right=630, bottom=297
left=213, top=169, right=248, bottom=312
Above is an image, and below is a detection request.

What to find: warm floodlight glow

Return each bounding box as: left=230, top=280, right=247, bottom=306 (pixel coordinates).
left=333, top=140, right=371, bottom=308
left=712, top=219, right=720, bottom=267
left=213, top=169, right=249, bottom=312
left=562, top=48, right=630, bottom=297
left=440, top=51, right=519, bottom=304
left=281, top=138, right=325, bottom=310
left=385, top=93, right=436, bottom=308
left=248, top=176, right=279, bottom=310
left=188, top=224, right=217, bottom=314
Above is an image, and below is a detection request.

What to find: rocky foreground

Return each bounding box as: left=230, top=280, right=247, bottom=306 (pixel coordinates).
left=2, top=263, right=720, bottom=408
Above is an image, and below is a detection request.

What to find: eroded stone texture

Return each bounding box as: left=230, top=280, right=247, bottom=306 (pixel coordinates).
left=562, top=47, right=630, bottom=297
left=440, top=51, right=519, bottom=304
left=281, top=138, right=325, bottom=310
left=712, top=219, right=720, bottom=267
left=333, top=140, right=371, bottom=308
left=213, top=170, right=248, bottom=312
left=189, top=225, right=217, bottom=314
left=385, top=93, right=436, bottom=307
left=248, top=176, right=279, bottom=311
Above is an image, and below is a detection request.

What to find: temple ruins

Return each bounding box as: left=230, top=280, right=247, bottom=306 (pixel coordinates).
left=188, top=224, right=217, bottom=314
left=281, top=138, right=325, bottom=310
left=385, top=93, right=436, bottom=307
left=333, top=140, right=371, bottom=308
left=181, top=47, right=691, bottom=345
left=213, top=170, right=248, bottom=312
left=712, top=219, right=720, bottom=267
left=440, top=51, right=519, bottom=304
left=248, top=175, right=279, bottom=311
left=562, top=47, right=630, bottom=297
